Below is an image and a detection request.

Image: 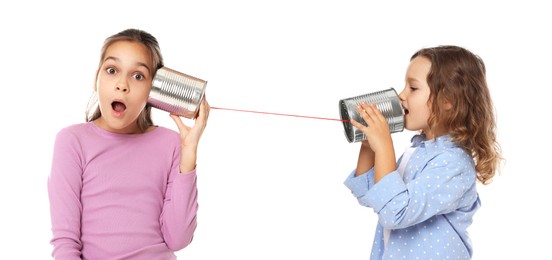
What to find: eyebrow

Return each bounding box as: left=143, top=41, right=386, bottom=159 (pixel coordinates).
left=406, top=77, right=422, bottom=83
left=104, top=56, right=151, bottom=74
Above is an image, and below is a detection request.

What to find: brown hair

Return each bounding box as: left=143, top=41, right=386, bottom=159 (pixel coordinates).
left=412, top=45, right=502, bottom=184
left=85, top=28, right=164, bottom=132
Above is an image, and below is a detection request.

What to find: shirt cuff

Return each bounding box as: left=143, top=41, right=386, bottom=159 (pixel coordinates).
left=179, top=167, right=197, bottom=175
left=362, top=171, right=407, bottom=212
left=343, top=168, right=375, bottom=198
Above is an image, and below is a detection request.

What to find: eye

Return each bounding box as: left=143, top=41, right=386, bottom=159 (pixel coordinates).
left=106, top=67, right=117, bottom=74
left=132, top=73, right=145, bottom=81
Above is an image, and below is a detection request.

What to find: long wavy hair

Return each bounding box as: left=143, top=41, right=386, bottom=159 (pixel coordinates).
left=412, top=45, right=502, bottom=184
left=85, top=29, right=164, bottom=132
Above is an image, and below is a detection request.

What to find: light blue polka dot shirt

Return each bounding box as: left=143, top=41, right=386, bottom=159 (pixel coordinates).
left=344, top=135, right=480, bottom=260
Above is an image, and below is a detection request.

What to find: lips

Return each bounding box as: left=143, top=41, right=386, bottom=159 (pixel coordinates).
left=111, top=101, right=127, bottom=113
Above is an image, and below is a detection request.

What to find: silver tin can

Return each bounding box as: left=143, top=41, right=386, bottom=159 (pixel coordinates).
left=149, top=67, right=207, bottom=118
left=339, top=88, right=404, bottom=143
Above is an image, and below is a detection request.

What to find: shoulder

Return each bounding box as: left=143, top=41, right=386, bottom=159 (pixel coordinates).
left=430, top=147, right=474, bottom=170
left=58, top=122, right=88, bottom=132
left=52, top=123, right=92, bottom=157
left=152, top=125, right=179, bottom=138
left=149, top=125, right=181, bottom=144
left=415, top=136, right=476, bottom=178
left=55, top=123, right=89, bottom=141
left=421, top=146, right=476, bottom=185
left=421, top=135, right=473, bottom=164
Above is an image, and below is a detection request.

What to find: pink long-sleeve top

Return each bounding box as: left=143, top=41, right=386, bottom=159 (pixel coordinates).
left=48, top=122, right=198, bottom=260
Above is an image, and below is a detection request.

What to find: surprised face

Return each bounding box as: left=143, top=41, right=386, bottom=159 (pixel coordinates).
left=94, top=40, right=154, bottom=134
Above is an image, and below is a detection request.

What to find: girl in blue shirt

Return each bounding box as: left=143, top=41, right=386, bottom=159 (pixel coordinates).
left=344, top=45, right=502, bottom=259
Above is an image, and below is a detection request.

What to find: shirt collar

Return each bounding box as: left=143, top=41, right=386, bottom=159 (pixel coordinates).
left=410, top=134, right=457, bottom=151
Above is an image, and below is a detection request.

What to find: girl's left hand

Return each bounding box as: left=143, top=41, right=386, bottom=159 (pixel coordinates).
left=170, top=97, right=210, bottom=148
left=350, top=102, right=392, bottom=154
left=170, top=97, right=210, bottom=173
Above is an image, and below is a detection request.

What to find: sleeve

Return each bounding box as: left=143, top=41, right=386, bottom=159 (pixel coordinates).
left=360, top=151, right=477, bottom=229
left=47, top=129, right=84, bottom=259
left=343, top=154, right=408, bottom=205
left=159, top=146, right=198, bottom=251
left=343, top=168, right=376, bottom=201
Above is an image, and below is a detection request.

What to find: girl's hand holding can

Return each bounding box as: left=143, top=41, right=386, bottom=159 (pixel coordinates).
left=351, top=102, right=393, bottom=154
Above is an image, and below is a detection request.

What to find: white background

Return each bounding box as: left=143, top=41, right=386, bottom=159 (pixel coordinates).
left=0, top=0, right=549, bottom=259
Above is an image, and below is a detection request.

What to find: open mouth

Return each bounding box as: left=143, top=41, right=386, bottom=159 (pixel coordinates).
left=112, top=101, right=127, bottom=113
left=404, top=108, right=409, bottom=115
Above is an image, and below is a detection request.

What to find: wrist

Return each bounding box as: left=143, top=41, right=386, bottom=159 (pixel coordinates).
left=360, top=142, right=374, bottom=152
left=181, top=144, right=198, bottom=153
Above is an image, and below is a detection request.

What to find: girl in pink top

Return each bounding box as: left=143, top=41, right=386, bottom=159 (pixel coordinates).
left=48, top=28, right=210, bottom=259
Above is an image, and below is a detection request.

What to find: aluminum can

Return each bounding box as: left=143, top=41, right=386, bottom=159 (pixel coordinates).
left=149, top=67, right=207, bottom=118
left=339, top=88, right=404, bottom=143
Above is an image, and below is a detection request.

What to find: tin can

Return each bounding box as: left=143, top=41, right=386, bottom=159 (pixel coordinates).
left=149, top=67, right=207, bottom=118
left=339, top=88, right=404, bottom=143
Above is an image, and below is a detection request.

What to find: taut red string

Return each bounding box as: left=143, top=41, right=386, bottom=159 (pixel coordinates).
left=211, top=106, right=349, bottom=122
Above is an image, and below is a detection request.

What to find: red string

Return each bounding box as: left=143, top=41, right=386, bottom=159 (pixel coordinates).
left=211, top=106, right=349, bottom=122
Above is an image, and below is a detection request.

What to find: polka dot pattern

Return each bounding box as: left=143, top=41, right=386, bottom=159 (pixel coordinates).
left=344, top=135, right=480, bottom=259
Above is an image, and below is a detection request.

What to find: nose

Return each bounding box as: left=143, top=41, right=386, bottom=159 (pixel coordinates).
left=398, top=88, right=406, bottom=101
left=115, top=78, right=129, bottom=93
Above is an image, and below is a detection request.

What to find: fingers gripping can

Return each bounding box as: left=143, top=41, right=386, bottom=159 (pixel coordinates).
left=149, top=67, right=207, bottom=118
left=339, top=88, right=405, bottom=143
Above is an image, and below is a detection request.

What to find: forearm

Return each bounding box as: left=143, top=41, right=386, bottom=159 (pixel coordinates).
left=374, top=145, right=396, bottom=183
left=179, top=146, right=197, bottom=173
left=356, top=143, right=375, bottom=176
left=161, top=172, right=198, bottom=250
